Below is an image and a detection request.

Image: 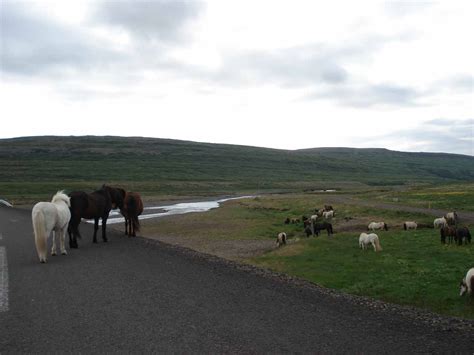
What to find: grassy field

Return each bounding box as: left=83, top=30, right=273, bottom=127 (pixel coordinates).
left=251, top=229, right=474, bottom=319
left=141, top=192, right=474, bottom=319
left=359, top=183, right=474, bottom=212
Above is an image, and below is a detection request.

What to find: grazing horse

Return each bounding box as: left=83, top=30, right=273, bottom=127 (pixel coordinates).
left=32, top=191, right=71, bottom=263
left=403, top=221, right=417, bottom=230
left=276, top=232, right=287, bottom=247
left=359, top=233, right=382, bottom=252
left=120, top=192, right=144, bottom=237
left=445, top=212, right=458, bottom=226
left=440, top=226, right=457, bottom=244
left=304, top=221, right=333, bottom=237
left=433, top=217, right=447, bottom=229
left=368, top=222, right=388, bottom=231
left=314, top=222, right=333, bottom=236
left=456, top=227, right=471, bottom=245
left=460, top=268, right=474, bottom=296
left=68, top=186, right=113, bottom=248
left=324, top=205, right=333, bottom=211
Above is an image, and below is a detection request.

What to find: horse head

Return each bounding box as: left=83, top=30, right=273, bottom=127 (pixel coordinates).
left=101, top=185, right=125, bottom=210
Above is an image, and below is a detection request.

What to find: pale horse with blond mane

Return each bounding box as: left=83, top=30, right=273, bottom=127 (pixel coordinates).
left=460, top=268, right=474, bottom=297
left=31, top=191, right=71, bottom=263
left=359, top=233, right=383, bottom=252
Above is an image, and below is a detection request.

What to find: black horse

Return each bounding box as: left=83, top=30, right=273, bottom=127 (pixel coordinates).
left=68, top=185, right=124, bottom=248
left=456, top=227, right=471, bottom=245
left=304, top=222, right=333, bottom=237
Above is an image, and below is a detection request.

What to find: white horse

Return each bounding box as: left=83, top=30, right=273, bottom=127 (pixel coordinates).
left=368, top=222, right=388, bottom=231
left=359, top=233, right=382, bottom=252
left=445, top=212, right=458, bottom=225
left=276, top=232, right=287, bottom=247
left=433, top=217, right=447, bottom=228
left=403, top=221, right=417, bottom=230
left=323, top=210, right=335, bottom=219
left=460, top=268, right=474, bottom=296
left=32, top=191, right=71, bottom=263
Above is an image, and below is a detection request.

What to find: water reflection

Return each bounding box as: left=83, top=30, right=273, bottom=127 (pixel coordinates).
left=105, top=195, right=255, bottom=225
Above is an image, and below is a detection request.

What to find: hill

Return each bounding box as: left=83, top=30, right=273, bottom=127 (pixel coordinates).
left=0, top=136, right=473, bottom=200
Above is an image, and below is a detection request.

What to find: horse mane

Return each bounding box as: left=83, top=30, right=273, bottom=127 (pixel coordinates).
left=51, top=190, right=70, bottom=206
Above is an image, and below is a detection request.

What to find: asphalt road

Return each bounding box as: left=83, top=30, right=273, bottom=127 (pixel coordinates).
left=1, top=206, right=473, bottom=353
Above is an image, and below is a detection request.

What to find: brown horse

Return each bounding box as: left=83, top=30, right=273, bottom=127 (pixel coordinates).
left=68, top=185, right=124, bottom=248
left=440, top=226, right=457, bottom=244
left=120, top=192, right=144, bottom=237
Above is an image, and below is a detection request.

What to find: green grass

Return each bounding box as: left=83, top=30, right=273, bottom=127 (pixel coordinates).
left=251, top=229, right=474, bottom=319
left=365, top=183, right=474, bottom=212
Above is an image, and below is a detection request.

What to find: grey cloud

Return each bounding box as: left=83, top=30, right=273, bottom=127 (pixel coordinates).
left=357, top=118, right=473, bottom=156
left=1, top=2, right=118, bottom=76
left=94, top=1, right=203, bottom=43
left=443, top=74, right=473, bottom=92
left=189, top=32, right=416, bottom=92
left=425, top=118, right=473, bottom=128
left=383, top=2, right=433, bottom=17
left=305, top=83, right=420, bottom=107
left=195, top=44, right=352, bottom=90
left=0, top=1, right=202, bottom=78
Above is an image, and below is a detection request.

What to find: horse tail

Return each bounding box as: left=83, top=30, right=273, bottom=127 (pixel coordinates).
left=132, top=215, right=140, bottom=232
left=127, top=195, right=141, bottom=233
left=32, top=208, right=47, bottom=263
left=375, top=237, right=382, bottom=252
left=403, top=223, right=407, bottom=230
left=127, top=195, right=137, bottom=216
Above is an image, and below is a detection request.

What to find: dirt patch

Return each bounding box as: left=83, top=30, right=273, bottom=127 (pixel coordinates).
left=141, top=233, right=275, bottom=261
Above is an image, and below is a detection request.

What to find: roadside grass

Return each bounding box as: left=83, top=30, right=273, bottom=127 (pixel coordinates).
left=362, top=183, right=474, bottom=212
left=250, top=229, right=474, bottom=319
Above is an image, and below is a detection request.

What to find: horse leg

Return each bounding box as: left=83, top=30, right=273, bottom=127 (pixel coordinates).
left=372, top=241, right=376, bottom=252
left=51, top=230, right=57, bottom=256
left=68, top=222, right=79, bottom=248
left=102, top=216, right=108, bottom=242
left=93, top=218, right=99, bottom=243
left=59, top=228, right=67, bottom=255
left=132, top=216, right=138, bottom=237
left=127, top=218, right=132, bottom=237
left=124, top=218, right=128, bottom=236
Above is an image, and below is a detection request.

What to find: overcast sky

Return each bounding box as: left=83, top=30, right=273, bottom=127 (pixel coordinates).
left=1, top=0, right=473, bottom=155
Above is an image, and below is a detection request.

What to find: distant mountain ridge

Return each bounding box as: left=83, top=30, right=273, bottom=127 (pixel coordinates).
left=0, top=136, right=473, bottom=191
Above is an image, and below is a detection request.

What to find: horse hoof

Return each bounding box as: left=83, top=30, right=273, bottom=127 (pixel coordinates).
left=61, top=251, right=67, bottom=255
left=40, top=259, right=46, bottom=263
left=51, top=252, right=57, bottom=256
